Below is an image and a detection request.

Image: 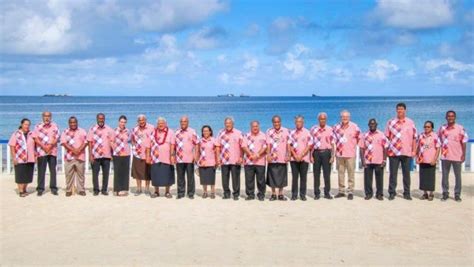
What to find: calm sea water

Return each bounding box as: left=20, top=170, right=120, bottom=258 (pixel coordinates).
left=0, top=96, right=473, bottom=140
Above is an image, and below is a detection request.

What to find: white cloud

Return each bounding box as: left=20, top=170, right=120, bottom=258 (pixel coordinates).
left=217, top=55, right=259, bottom=85
left=367, top=59, right=399, bottom=81
left=374, top=0, right=454, bottom=29
left=332, top=68, right=353, bottom=82
left=282, top=44, right=310, bottom=78
left=187, top=26, right=228, bottom=50
left=143, top=34, right=180, bottom=60
left=424, top=58, right=474, bottom=83
left=265, top=17, right=297, bottom=55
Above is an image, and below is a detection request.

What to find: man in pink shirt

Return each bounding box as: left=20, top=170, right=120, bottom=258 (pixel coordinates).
left=32, top=111, right=60, bottom=196
left=60, top=116, right=88, bottom=197
left=266, top=115, right=290, bottom=201
left=242, top=121, right=267, bottom=201
left=87, top=113, right=114, bottom=196
left=175, top=116, right=198, bottom=199
left=359, top=119, right=388, bottom=201
left=289, top=115, right=313, bottom=201
left=310, top=112, right=335, bottom=200
left=216, top=117, right=243, bottom=200
left=131, top=114, right=154, bottom=196
left=333, top=110, right=360, bottom=200
left=438, top=110, right=469, bottom=202
left=385, top=103, right=417, bottom=200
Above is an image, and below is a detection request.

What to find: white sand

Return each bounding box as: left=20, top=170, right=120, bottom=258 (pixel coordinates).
left=1, top=171, right=473, bottom=266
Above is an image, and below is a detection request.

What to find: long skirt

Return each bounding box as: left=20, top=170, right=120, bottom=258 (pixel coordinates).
left=151, top=162, right=175, bottom=187
left=419, top=163, right=436, bottom=191
left=113, top=156, right=130, bottom=192
left=266, top=163, right=288, bottom=188
left=131, top=156, right=151, bottom=180
left=14, top=163, right=34, bottom=184
left=199, top=167, right=216, bottom=185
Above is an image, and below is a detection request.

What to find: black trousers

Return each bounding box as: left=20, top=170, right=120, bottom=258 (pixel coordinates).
left=290, top=161, right=309, bottom=197
left=312, top=149, right=331, bottom=196
left=36, top=155, right=57, bottom=192
left=176, top=163, right=195, bottom=197
left=244, top=165, right=266, bottom=198
left=221, top=164, right=241, bottom=197
left=91, top=158, right=111, bottom=193
left=364, top=164, right=384, bottom=197
left=388, top=156, right=411, bottom=196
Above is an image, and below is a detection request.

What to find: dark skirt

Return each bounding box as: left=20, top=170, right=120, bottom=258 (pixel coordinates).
left=419, top=163, right=436, bottom=191
left=14, top=163, right=34, bottom=184
left=113, top=156, right=130, bottom=192
left=151, top=163, right=175, bottom=187
left=199, top=167, right=216, bottom=185
left=131, top=157, right=151, bottom=180
left=266, top=163, right=288, bottom=188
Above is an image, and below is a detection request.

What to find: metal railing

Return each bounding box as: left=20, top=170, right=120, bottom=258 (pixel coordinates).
left=0, top=140, right=473, bottom=174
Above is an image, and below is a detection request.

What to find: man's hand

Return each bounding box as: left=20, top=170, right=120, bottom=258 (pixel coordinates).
left=461, top=155, right=466, bottom=163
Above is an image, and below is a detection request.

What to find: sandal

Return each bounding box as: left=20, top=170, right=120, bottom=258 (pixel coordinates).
left=150, top=192, right=159, bottom=198
left=420, top=194, right=428, bottom=200
left=19, top=191, right=28, bottom=197
left=428, top=194, right=434, bottom=201
left=202, top=192, right=208, bottom=199
left=210, top=193, right=215, bottom=199
left=165, top=192, right=172, bottom=199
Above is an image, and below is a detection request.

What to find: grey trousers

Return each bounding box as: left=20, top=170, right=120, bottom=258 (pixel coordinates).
left=441, top=160, right=462, bottom=196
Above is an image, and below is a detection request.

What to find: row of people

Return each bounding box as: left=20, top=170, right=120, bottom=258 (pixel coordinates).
left=9, top=103, right=468, bottom=202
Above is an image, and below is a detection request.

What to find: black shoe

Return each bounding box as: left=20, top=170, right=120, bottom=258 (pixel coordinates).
left=177, top=195, right=184, bottom=199
left=223, top=195, right=230, bottom=199
left=37, top=191, right=43, bottom=196
left=441, top=194, right=449, bottom=201
left=324, top=194, right=333, bottom=200
left=290, top=196, right=297, bottom=201
left=314, top=195, right=321, bottom=200
left=335, top=193, right=345, bottom=198
left=300, top=195, right=307, bottom=201
left=258, top=196, right=265, bottom=201
left=51, top=190, right=58, bottom=196
left=403, top=194, right=412, bottom=201
left=278, top=195, right=287, bottom=201
left=245, top=196, right=255, bottom=201
left=188, top=195, right=194, bottom=199
left=376, top=195, right=384, bottom=201
left=347, top=194, right=353, bottom=200
left=101, top=191, right=109, bottom=196
left=388, top=194, right=395, bottom=200
left=420, top=193, right=428, bottom=200
left=455, top=195, right=462, bottom=202
left=269, top=194, right=277, bottom=201
left=233, top=195, right=239, bottom=201
left=364, top=195, right=372, bottom=200
left=93, top=191, right=99, bottom=196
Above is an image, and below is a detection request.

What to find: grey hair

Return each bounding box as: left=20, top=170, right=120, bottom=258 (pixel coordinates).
left=224, top=116, right=234, bottom=123
left=157, top=117, right=167, bottom=123
left=318, top=112, right=327, bottom=119
left=340, top=110, right=351, bottom=116
left=294, top=114, right=304, bottom=120
left=137, top=114, right=146, bottom=120
left=250, top=120, right=260, bottom=126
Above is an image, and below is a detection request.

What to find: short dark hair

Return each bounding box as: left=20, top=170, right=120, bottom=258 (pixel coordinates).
left=272, top=115, right=281, bottom=122
left=68, top=116, right=77, bottom=122
left=19, top=118, right=30, bottom=129
left=119, top=115, right=127, bottom=121
left=368, top=118, right=377, bottom=124
left=396, top=102, right=406, bottom=110
left=424, top=120, right=434, bottom=129
left=96, top=113, right=105, bottom=118
left=446, top=110, right=456, bottom=117
left=201, top=125, right=213, bottom=137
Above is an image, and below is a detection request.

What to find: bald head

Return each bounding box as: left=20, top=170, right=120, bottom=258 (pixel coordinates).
left=180, top=116, right=189, bottom=130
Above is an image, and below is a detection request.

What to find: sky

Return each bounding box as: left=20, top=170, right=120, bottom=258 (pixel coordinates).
left=0, top=0, right=473, bottom=96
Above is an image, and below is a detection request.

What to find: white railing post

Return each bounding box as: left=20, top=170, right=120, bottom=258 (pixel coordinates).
left=332, top=158, right=337, bottom=172
left=85, top=149, right=90, bottom=171
left=0, top=144, right=3, bottom=173
left=355, top=146, right=360, bottom=172
left=386, top=158, right=390, bottom=173
left=470, top=143, right=474, bottom=172
left=61, top=146, right=65, bottom=173
left=438, top=159, right=442, bottom=172
left=6, top=146, right=11, bottom=174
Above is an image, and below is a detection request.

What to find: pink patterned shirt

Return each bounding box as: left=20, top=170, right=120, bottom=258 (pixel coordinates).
left=437, top=124, right=468, bottom=162
left=385, top=117, right=417, bottom=157
left=289, top=127, right=314, bottom=163
left=197, top=137, right=218, bottom=167
left=310, top=125, right=334, bottom=150
left=175, top=127, right=198, bottom=164
left=87, top=124, right=114, bottom=159
left=60, top=127, right=87, bottom=162
left=8, top=130, right=36, bottom=164
left=417, top=131, right=441, bottom=164
left=32, top=122, right=60, bottom=157
left=266, top=127, right=290, bottom=164
left=131, top=123, right=155, bottom=159
left=242, top=131, right=267, bottom=166
left=333, top=122, right=361, bottom=158
left=359, top=130, right=388, bottom=165
left=146, top=128, right=176, bottom=165
left=111, top=127, right=131, bottom=156
left=216, top=128, right=244, bottom=165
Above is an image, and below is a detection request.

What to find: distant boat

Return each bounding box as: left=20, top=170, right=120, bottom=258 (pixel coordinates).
left=311, top=94, right=319, bottom=97
left=239, top=94, right=250, bottom=97
left=217, top=93, right=235, bottom=97
left=43, top=94, right=70, bottom=97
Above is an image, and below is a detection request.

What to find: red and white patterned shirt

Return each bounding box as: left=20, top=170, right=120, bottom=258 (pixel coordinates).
left=242, top=131, right=267, bottom=166
left=32, top=122, right=60, bottom=157
left=60, top=127, right=87, bottom=162
left=174, top=127, right=198, bottom=164
left=384, top=117, right=417, bottom=157
left=288, top=127, right=313, bottom=163
left=87, top=124, right=114, bottom=159
left=417, top=131, right=441, bottom=164
left=332, top=122, right=361, bottom=158
left=437, top=123, right=468, bottom=162
left=359, top=130, right=388, bottom=165
left=111, top=127, right=131, bottom=157
left=8, top=130, right=36, bottom=163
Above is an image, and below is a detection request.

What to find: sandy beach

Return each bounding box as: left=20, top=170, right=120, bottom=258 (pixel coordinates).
left=0, top=170, right=473, bottom=266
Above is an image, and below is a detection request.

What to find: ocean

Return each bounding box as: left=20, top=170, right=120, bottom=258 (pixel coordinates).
left=0, top=96, right=473, bottom=140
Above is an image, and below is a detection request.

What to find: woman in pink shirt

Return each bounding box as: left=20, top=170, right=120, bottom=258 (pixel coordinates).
left=195, top=125, right=219, bottom=199
left=111, top=115, right=131, bottom=196
left=416, top=121, right=440, bottom=201
left=8, top=118, right=36, bottom=197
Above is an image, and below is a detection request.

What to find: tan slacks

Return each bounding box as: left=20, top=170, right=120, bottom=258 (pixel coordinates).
left=64, top=159, right=85, bottom=193
left=337, top=157, right=356, bottom=193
